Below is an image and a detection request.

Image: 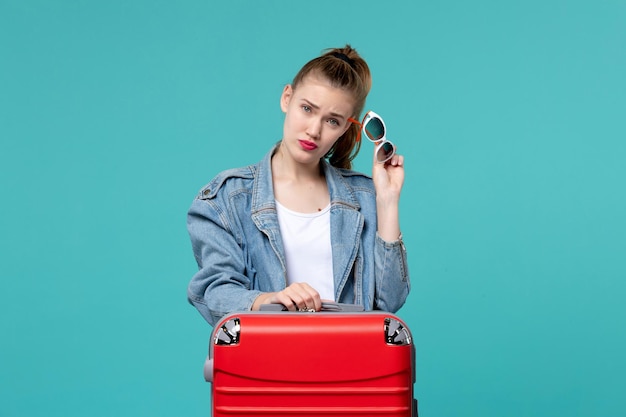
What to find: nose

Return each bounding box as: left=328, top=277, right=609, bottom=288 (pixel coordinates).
left=305, top=117, right=322, bottom=139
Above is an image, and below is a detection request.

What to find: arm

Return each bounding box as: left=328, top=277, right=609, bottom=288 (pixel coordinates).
left=187, top=197, right=323, bottom=325
left=372, top=152, right=404, bottom=242
left=372, top=151, right=410, bottom=312
left=373, top=232, right=410, bottom=312
left=187, top=198, right=262, bottom=326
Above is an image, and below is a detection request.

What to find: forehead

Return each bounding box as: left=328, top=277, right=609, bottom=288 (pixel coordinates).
left=293, top=76, right=356, bottom=116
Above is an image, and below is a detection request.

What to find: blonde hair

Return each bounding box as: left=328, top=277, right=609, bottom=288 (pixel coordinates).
left=291, top=45, right=372, bottom=169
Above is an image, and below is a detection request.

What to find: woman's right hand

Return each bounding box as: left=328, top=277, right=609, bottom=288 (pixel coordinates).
left=252, top=282, right=322, bottom=312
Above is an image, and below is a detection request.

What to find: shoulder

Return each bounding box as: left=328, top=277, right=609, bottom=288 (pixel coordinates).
left=323, top=163, right=376, bottom=211
left=331, top=166, right=375, bottom=191
left=195, top=163, right=258, bottom=201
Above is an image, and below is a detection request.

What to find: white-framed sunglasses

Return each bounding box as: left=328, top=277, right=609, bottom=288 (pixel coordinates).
left=349, top=110, right=396, bottom=163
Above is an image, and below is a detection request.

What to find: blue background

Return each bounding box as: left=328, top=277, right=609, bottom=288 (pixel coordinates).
left=1, top=1, right=625, bottom=416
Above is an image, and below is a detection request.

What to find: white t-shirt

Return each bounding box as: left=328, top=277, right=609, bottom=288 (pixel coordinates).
left=275, top=200, right=334, bottom=300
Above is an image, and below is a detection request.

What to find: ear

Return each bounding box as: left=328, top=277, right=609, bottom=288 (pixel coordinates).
left=280, top=84, right=293, bottom=113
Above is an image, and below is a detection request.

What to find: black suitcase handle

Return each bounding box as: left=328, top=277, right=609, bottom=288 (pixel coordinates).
left=259, top=302, right=364, bottom=312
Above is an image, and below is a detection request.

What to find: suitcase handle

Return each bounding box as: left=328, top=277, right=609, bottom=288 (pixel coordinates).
left=259, top=302, right=364, bottom=312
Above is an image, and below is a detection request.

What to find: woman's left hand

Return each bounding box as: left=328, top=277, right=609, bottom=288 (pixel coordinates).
left=372, top=150, right=404, bottom=242
left=372, top=152, right=405, bottom=203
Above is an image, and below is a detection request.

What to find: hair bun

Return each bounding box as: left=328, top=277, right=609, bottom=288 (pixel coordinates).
left=330, top=52, right=356, bottom=69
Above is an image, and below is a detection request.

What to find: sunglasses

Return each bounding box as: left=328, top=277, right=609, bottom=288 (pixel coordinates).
left=349, top=111, right=396, bottom=163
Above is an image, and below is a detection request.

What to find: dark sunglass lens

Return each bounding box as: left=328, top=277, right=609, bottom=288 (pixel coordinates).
left=377, top=142, right=395, bottom=162
left=364, top=117, right=385, bottom=141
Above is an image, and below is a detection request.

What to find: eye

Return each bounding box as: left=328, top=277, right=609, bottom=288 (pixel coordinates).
left=302, top=105, right=312, bottom=113
left=328, top=118, right=340, bottom=126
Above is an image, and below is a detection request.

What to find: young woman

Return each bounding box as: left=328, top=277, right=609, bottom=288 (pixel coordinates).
left=187, top=45, right=410, bottom=326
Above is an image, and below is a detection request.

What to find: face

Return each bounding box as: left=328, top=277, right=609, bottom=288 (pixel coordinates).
left=279, top=75, right=356, bottom=166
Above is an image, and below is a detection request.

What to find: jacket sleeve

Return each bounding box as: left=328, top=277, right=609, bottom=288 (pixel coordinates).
left=186, top=197, right=262, bottom=326
left=373, top=233, right=410, bottom=312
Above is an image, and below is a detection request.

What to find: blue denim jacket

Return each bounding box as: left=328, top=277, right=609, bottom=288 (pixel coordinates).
left=187, top=147, right=410, bottom=326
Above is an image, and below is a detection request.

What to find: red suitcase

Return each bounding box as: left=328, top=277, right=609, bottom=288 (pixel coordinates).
left=203, top=304, right=417, bottom=416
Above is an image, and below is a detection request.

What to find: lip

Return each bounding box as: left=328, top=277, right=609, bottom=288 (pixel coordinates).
left=298, top=140, right=318, bottom=151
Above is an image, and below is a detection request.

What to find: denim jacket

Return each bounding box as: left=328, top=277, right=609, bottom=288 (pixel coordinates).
left=187, top=147, right=410, bottom=326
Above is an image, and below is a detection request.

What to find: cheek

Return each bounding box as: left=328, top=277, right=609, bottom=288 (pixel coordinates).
left=282, top=112, right=297, bottom=133
left=321, top=129, right=344, bottom=148
left=284, top=108, right=304, bottom=129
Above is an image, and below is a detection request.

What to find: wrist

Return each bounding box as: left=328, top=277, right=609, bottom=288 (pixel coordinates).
left=376, top=202, right=400, bottom=242
left=251, top=292, right=275, bottom=311
left=378, top=228, right=402, bottom=243
left=376, top=193, right=400, bottom=207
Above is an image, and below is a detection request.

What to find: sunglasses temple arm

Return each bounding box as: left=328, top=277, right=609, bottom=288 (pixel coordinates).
left=348, top=117, right=362, bottom=142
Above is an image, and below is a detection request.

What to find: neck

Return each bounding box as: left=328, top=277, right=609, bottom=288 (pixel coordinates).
left=271, top=143, right=330, bottom=213
left=272, top=143, right=324, bottom=182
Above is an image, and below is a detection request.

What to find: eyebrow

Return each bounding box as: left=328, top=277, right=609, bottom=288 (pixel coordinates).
left=301, top=99, right=347, bottom=120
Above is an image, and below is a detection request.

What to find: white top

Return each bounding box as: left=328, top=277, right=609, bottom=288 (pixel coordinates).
left=275, top=200, right=335, bottom=300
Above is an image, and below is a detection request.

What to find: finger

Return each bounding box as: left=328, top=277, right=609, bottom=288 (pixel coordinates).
left=272, top=291, right=298, bottom=311
left=300, top=282, right=322, bottom=311
left=299, top=283, right=322, bottom=311
left=389, top=154, right=404, bottom=167
left=279, top=287, right=305, bottom=310
left=276, top=285, right=313, bottom=311
left=285, top=283, right=321, bottom=311
left=312, top=295, right=322, bottom=311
